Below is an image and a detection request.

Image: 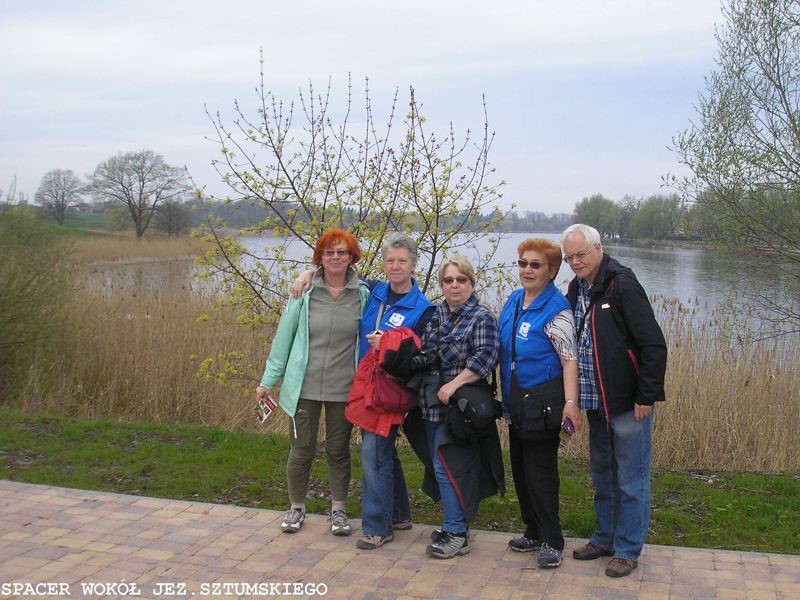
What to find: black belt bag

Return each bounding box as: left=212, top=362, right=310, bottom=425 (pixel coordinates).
left=509, top=373, right=564, bottom=440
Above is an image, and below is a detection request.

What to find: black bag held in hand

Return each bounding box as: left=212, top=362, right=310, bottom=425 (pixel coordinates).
left=508, top=373, right=565, bottom=440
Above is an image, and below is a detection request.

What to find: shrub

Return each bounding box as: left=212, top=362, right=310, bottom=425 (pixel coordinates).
left=0, top=211, right=75, bottom=398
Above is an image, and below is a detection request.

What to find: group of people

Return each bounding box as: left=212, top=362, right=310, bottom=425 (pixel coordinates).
left=255, top=224, right=667, bottom=578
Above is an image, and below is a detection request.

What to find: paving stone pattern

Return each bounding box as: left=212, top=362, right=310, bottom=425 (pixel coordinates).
left=1, top=480, right=798, bottom=599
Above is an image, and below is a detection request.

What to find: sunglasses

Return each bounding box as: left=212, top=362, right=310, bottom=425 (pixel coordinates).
left=441, top=275, right=470, bottom=285
left=517, top=259, right=546, bottom=270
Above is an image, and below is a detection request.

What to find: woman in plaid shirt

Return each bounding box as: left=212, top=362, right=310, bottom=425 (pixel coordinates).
left=416, top=255, right=500, bottom=559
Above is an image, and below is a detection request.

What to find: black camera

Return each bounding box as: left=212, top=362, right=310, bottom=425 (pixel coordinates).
left=407, top=351, right=438, bottom=373
left=381, top=348, right=438, bottom=380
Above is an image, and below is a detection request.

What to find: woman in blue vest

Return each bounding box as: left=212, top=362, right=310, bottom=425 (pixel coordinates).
left=355, top=233, right=433, bottom=550
left=498, top=238, right=581, bottom=569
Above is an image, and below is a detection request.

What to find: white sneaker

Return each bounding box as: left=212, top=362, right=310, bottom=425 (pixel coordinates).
left=330, top=508, right=352, bottom=536
left=280, top=508, right=305, bottom=533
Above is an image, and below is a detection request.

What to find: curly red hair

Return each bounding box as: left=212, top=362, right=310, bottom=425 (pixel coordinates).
left=312, top=228, right=361, bottom=266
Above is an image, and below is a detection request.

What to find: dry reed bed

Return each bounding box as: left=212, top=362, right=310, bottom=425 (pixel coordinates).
left=17, top=265, right=800, bottom=473
left=19, top=284, right=267, bottom=432
left=71, top=235, right=208, bottom=264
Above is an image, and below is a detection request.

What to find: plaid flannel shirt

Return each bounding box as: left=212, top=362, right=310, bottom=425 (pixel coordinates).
left=575, top=278, right=600, bottom=411
left=418, top=294, right=500, bottom=422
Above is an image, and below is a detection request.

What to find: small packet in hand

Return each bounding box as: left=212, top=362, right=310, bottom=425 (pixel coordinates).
left=560, top=416, right=575, bottom=443
left=254, top=395, right=277, bottom=424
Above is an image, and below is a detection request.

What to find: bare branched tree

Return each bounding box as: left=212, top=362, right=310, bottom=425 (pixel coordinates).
left=87, top=150, right=191, bottom=238
left=195, top=62, right=510, bottom=335
left=192, top=62, right=512, bottom=388
left=34, top=169, right=83, bottom=225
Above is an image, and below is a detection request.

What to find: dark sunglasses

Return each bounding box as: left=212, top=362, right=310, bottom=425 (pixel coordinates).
left=441, top=275, right=470, bottom=285
left=517, top=259, right=546, bottom=270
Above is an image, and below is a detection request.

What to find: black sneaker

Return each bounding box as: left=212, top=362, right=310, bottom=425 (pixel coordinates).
left=507, top=536, right=541, bottom=553
left=426, top=531, right=469, bottom=559
left=537, top=543, right=562, bottom=568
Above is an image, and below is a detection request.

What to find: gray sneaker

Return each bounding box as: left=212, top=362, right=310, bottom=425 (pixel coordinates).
left=430, top=528, right=469, bottom=542
left=280, top=508, right=305, bottom=533
left=330, top=509, right=352, bottom=536
left=426, top=531, right=469, bottom=559
left=393, top=519, right=413, bottom=531
left=356, top=533, right=394, bottom=550
left=537, top=543, right=562, bottom=568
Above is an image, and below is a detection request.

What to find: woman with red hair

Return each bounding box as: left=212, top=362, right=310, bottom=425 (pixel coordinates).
left=256, top=228, right=369, bottom=536
left=498, top=237, right=580, bottom=569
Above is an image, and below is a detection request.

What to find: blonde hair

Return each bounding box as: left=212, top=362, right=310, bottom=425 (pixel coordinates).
left=438, top=255, right=476, bottom=286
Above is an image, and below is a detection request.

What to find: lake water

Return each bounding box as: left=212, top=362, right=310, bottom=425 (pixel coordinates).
left=85, top=232, right=797, bottom=339
left=241, top=231, right=787, bottom=299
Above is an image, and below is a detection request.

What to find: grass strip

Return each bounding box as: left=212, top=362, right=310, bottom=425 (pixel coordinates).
left=1, top=409, right=797, bottom=554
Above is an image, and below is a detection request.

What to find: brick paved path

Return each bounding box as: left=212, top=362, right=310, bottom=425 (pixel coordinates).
left=1, top=480, right=798, bottom=599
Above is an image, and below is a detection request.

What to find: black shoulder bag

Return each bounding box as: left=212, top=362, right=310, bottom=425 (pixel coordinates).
left=508, top=302, right=564, bottom=440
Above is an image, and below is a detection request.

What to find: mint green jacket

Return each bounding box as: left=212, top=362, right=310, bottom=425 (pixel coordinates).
left=259, top=272, right=370, bottom=419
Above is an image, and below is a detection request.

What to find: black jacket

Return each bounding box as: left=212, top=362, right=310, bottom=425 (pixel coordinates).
left=402, top=407, right=505, bottom=521
left=566, top=254, right=667, bottom=420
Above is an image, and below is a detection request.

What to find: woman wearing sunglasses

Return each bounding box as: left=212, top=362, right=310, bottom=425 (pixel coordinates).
left=497, top=238, right=580, bottom=569
left=256, top=228, right=369, bottom=537
left=411, top=255, right=501, bottom=559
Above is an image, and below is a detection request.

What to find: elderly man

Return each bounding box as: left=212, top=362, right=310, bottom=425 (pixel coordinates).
left=561, top=224, right=667, bottom=578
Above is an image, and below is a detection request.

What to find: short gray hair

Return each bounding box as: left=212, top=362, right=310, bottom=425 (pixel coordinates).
left=381, top=232, right=418, bottom=264
left=562, top=223, right=601, bottom=247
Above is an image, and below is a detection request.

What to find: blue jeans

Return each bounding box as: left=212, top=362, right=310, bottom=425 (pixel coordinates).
left=587, top=409, right=653, bottom=561
left=424, top=419, right=467, bottom=534
left=360, top=426, right=411, bottom=538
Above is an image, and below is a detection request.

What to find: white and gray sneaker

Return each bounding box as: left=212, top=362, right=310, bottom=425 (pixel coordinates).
left=426, top=531, right=469, bottom=559
left=330, top=509, right=352, bottom=536
left=280, top=508, right=305, bottom=533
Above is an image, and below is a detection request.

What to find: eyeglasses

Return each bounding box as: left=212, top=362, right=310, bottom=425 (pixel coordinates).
left=517, top=259, right=546, bottom=270
left=563, top=246, right=596, bottom=264
left=322, top=249, right=351, bottom=258
left=441, top=275, right=470, bottom=285
left=384, top=258, right=410, bottom=267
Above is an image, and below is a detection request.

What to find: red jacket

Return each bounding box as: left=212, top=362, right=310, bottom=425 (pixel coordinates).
left=345, top=328, right=420, bottom=437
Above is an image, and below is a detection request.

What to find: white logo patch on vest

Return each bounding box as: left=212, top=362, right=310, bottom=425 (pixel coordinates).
left=517, top=322, right=531, bottom=339
left=388, top=313, right=406, bottom=328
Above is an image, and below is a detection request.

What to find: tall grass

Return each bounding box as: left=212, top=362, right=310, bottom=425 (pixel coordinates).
left=71, top=234, right=207, bottom=263
left=13, top=258, right=800, bottom=473
left=16, top=265, right=270, bottom=433
left=650, top=296, right=798, bottom=472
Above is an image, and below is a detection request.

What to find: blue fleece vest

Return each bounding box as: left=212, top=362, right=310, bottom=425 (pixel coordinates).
left=358, top=280, right=432, bottom=359
left=498, top=282, right=569, bottom=412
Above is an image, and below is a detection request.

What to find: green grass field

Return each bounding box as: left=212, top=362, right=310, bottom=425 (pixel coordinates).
left=1, top=410, right=797, bottom=555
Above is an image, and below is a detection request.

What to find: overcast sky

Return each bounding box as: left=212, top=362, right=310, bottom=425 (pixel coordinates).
left=0, top=0, right=724, bottom=214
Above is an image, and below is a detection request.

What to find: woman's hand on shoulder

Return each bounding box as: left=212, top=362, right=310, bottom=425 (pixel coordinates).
left=288, top=269, right=315, bottom=299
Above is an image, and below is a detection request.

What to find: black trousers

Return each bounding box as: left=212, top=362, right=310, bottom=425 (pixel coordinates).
left=508, top=426, right=564, bottom=551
